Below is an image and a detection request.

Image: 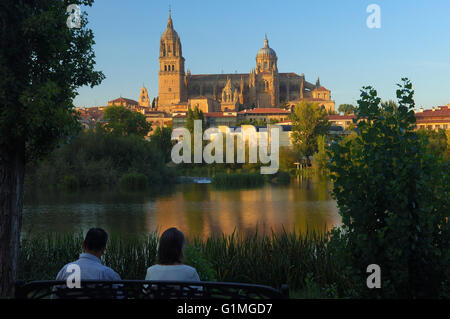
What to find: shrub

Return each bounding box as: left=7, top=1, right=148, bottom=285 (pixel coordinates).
left=119, top=173, right=149, bottom=191
left=25, top=129, right=176, bottom=190
left=60, top=175, right=79, bottom=191
left=328, top=79, right=450, bottom=298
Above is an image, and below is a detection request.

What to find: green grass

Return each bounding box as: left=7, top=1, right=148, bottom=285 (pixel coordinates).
left=18, top=230, right=347, bottom=298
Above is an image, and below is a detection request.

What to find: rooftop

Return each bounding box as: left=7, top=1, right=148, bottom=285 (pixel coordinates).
left=108, top=97, right=139, bottom=105
left=238, top=108, right=291, bottom=115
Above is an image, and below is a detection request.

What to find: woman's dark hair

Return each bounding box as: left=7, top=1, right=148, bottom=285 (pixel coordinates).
left=158, top=228, right=185, bottom=265
left=84, top=228, right=108, bottom=252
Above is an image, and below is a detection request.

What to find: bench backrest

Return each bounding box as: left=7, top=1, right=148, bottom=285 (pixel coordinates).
left=15, top=280, right=289, bottom=299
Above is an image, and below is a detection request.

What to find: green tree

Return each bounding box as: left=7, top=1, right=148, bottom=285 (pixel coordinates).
left=338, top=104, right=356, bottom=115
left=103, top=105, right=151, bottom=137
left=328, top=79, right=449, bottom=298
left=416, top=128, right=449, bottom=160
left=313, top=135, right=328, bottom=172
left=0, top=0, right=104, bottom=296
left=291, top=101, right=330, bottom=165
left=186, top=105, right=205, bottom=133
left=150, top=126, right=174, bottom=163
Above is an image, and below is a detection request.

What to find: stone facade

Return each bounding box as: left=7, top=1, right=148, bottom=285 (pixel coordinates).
left=138, top=86, right=150, bottom=107
left=156, top=11, right=335, bottom=114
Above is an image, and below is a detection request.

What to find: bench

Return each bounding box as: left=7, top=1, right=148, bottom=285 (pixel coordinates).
left=15, top=280, right=289, bottom=299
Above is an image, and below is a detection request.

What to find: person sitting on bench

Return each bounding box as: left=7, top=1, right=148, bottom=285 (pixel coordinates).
left=145, top=227, right=200, bottom=282
left=55, top=228, right=121, bottom=282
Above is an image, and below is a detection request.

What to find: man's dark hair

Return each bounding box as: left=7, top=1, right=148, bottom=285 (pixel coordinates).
left=84, top=228, right=108, bottom=252
left=158, top=228, right=185, bottom=265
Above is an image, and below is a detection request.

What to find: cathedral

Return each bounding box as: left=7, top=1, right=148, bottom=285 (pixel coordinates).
left=156, top=11, right=335, bottom=114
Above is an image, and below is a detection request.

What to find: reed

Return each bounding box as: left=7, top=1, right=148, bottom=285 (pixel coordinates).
left=18, top=230, right=344, bottom=297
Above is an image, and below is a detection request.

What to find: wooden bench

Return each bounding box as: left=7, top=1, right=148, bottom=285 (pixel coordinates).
left=15, top=280, right=289, bottom=299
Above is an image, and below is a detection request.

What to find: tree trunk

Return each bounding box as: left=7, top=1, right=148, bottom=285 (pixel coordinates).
left=0, top=144, right=25, bottom=297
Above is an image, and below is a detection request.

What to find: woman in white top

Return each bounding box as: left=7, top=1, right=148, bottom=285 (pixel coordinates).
left=145, top=227, right=200, bottom=282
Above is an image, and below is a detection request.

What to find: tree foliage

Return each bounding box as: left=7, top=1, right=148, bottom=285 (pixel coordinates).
left=0, top=0, right=104, bottom=160
left=186, top=105, right=204, bottom=133
left=26, top=129, right=176, bottom=189
left=313, top=135, right=328, bottom=172
left=103, top=105, right=151, bottom=137
left=291, top=101, right=330, bottom=162
left=150, top=126, right=174, bottom=163
left=328, top=79, right=449, bottom=298
left=0, top=0, right=103, bottom=296
left=338, top=104, right=356, bottom=115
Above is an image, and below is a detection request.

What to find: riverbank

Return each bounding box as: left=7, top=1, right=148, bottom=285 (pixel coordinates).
left=18, top=231, right=346, bottom=298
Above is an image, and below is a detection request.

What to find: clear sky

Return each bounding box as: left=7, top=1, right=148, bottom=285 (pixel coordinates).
left=74, top=0, right=450, bottom=110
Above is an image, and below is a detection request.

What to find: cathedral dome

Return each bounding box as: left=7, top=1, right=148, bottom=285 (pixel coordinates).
left=257, top=34, right=277, bottom=59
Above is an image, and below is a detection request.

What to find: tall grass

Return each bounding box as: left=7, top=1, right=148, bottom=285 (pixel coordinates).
left=18, top=230, right=345, bottom=297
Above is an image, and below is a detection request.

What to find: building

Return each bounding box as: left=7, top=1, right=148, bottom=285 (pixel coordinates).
left=156, top=11, right=335, bottom=114
left=108, top=97, right=139, bottom=109
left=414, top=105, right=450, bottom=130
left=172, top=111, right=238, bottom=128
left=327, top=114, right=356, bottom=130
left=238, top=108, right=291, bottom=123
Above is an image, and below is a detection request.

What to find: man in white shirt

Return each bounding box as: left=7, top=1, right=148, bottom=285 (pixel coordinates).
left=56, top=228, right=120, bottom=282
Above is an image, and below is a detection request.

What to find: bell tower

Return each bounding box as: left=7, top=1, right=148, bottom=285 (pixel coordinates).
left=158, top=9, right=186, bottom=112
left=139, top=85, right=150, bottom=107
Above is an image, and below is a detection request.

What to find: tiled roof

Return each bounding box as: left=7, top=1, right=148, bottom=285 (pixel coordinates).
left=327, top=115, right=356, bottom=120
left=314, top=86, right=330, bottom=92
left=238, top=108, right=291, bottom=115
left=204, top=112, right=237, bottom=118
left=415, top=106, right=450, bottom=118
left=189, top=72, right=303, bottom=80
left=108, top=97, right=139, bottom=105
left=415, top=119, right=450, bottom=124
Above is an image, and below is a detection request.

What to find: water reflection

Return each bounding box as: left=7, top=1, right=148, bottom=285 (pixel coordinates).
left=23, top=177, right=341, bottom=239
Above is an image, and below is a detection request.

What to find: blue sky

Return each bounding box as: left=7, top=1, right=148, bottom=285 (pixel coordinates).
left=74, top=0, right=450, bottom=110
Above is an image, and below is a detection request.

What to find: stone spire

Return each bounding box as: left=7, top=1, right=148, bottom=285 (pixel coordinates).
left=167, top=7, right=173, bottom=29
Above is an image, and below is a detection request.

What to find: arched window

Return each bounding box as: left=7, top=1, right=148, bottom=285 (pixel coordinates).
left=164, top=65, right=167, bottom=71
left=172, top=65, right=175, bottom=71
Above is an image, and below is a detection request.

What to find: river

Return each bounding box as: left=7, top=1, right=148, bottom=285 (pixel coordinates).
left=22, top=176, right=341, bottom=239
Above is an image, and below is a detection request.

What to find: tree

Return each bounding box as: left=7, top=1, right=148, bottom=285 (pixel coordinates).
left=103, top=105, right=151, bottom=137
left=313, top=135, right=328, bottom=172
left=0, top=0, right=104, bottom=296
left=291, top=101, right=330, bottom=165
left=328, top=79, right=449, bottom=298
left=338, top=104, right=356, bottom=115
left=150, top=126, right=174, bottom=163
left=186, top=105, right=204, bottom=133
